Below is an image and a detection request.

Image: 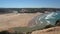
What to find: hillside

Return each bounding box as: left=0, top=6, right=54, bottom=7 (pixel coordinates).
left=31, top=26, right=60, bottom=34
